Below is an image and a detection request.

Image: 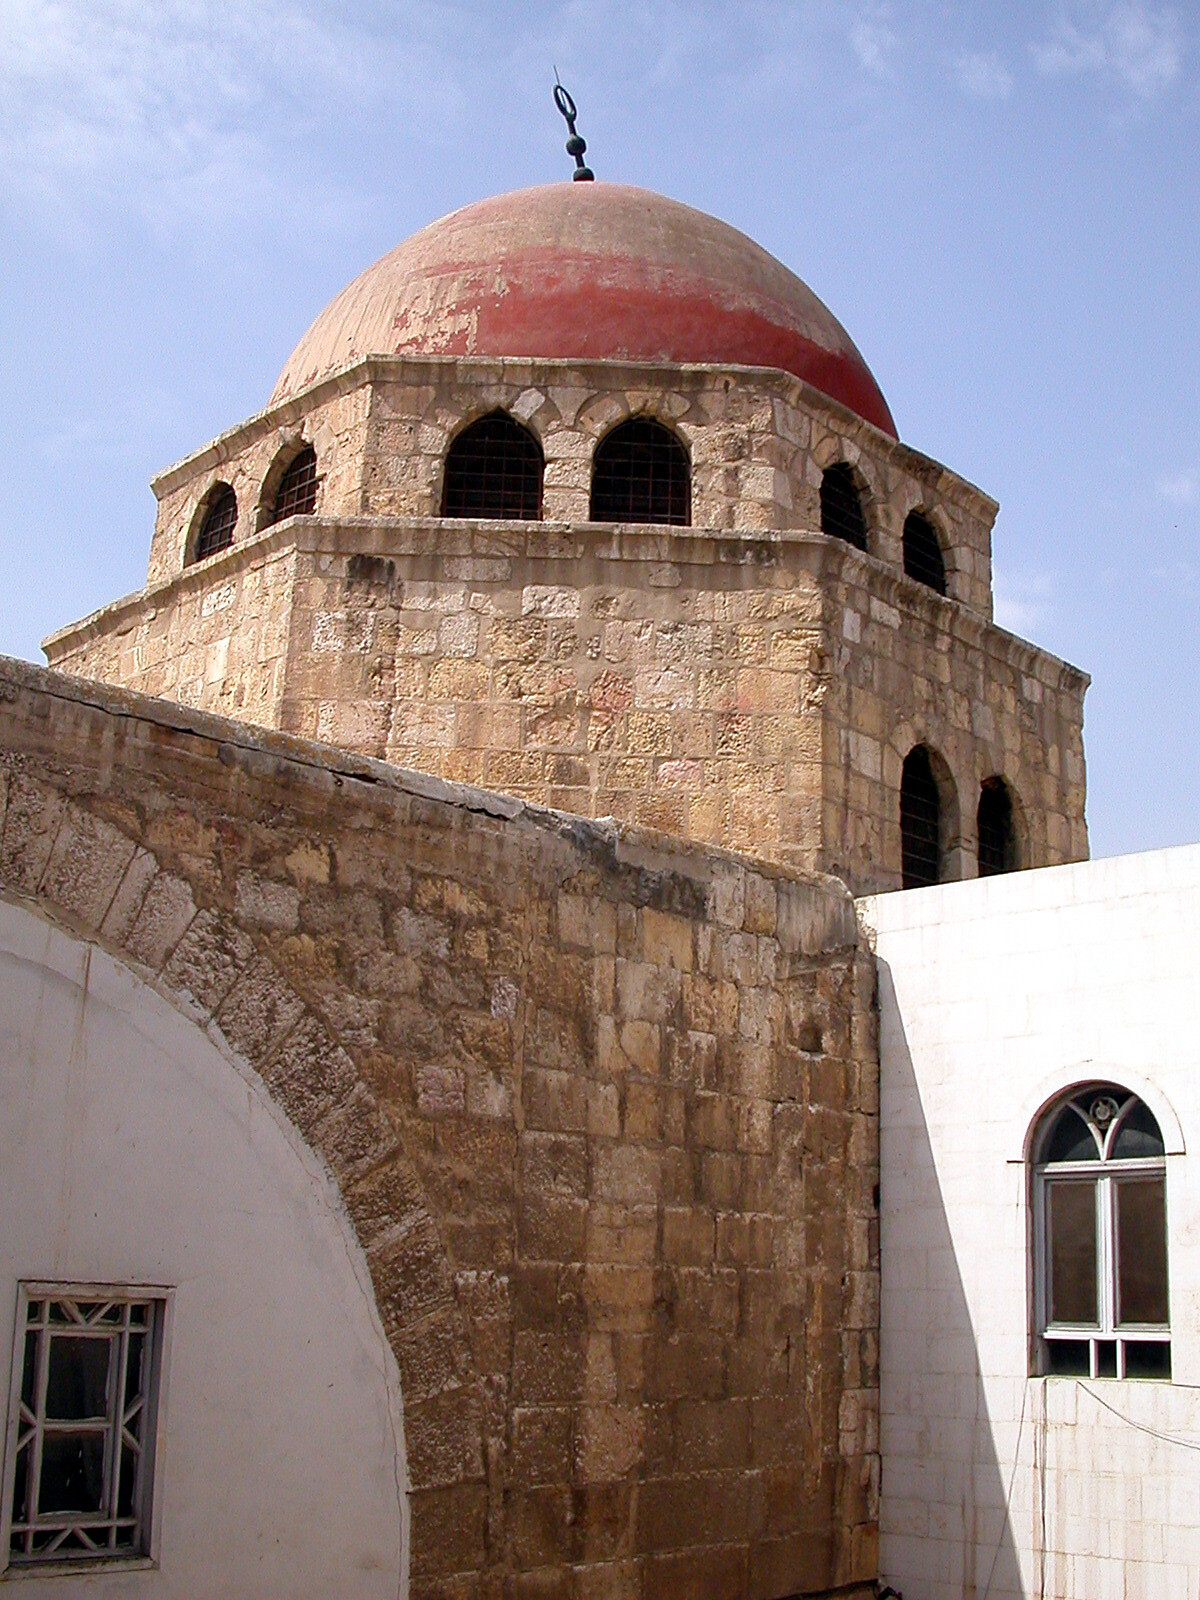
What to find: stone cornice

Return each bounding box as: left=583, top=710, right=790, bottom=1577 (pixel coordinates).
left=44, top=514, right=1087, bottom=694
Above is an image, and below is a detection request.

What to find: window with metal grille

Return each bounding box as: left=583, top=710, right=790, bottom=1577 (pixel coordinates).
left=1033, top=1087, right=1169, bottom=1380
left=267, top=445, right=318, bottom=525
left=192, top=483, right=236, bottom=562
left=900, top=745, right=941, bottom=888
left=819, top=463, right=867, bottom=551
left=590, top=419, right=690, bottom=526
left=978, top=776, right=1018, bottom=875
left=441, top=412, right=543, bottom=520
left=3, top=1288, right=167, bottom=1569
left=903, top=510, right=946, bottom=594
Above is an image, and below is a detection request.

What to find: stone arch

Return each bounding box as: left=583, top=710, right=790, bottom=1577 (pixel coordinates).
left=256, top=434, right=319, bottom=532
left=0, top=765, right=484, bottom=1591
left=901, top=506, right=949, bottom=597
left=885, top=722, right=969, bottom=886
left=186, top=480, right=238, bottom=565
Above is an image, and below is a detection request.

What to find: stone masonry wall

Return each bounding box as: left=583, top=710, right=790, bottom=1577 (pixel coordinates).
left=0, top=658, right=879, bottom=1600
left=137, top=358, right=998, bottom=617
left=47, top=516, right=1088, bottom=894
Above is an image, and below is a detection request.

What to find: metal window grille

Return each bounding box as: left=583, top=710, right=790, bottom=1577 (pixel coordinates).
left=590, top=419, right=690, bottom=527
left=977, top=776, right=1017, bottom=875
left=1034, top=1088, right=1170, bottom=1380
left=270, top=446, right=318, bottom=524
left=902, top=510, right=946, bottom=594
left=4, top=1290, right=166, bottom=1567
left=441, top=413, right=543, bottom=520
left=819, top=463, right=867, bottom=551
left=193, top=484, right=236, bottom=562
left=900, top=745, right=941, bottom=888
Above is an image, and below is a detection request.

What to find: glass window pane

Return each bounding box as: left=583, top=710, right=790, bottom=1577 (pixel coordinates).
left=46, top=1336, right=111, bottom=1420
left=1117, top=1177, right=1169, bottom=1325
left=1044, top=1106, right=1099, bottom=1163
left=21, top=1329, right=37, bottom=1409
left=1124, top=1340, right=1171, bottom=1379
left=1111, top=1101, right=1165, bottom=1159
left=1048, top=1180, right=1098, bottom=1324
left=38, top=1433, right=106, bottom=1515
left=1045, top=1338, right=1090, bottom=1376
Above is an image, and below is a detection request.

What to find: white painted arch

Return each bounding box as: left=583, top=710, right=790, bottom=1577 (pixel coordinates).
left=0, top=897, right=407, bottom=1598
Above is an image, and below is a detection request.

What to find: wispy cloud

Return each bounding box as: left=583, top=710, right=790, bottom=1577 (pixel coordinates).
left=954, top=50, right=1014, bottom=100
left=0, top=0, right=466, bottom=235
left=1157, top=470, right=1198, bottom=505
left=849, top=10, right=898, bottom=79
left=1033, top=4, right=1182, bottom=99
left=994, top=568, right=1055, bottom=635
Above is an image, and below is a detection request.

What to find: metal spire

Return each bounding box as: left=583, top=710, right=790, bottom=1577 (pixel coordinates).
left=553, top=76, right=594, bottom=182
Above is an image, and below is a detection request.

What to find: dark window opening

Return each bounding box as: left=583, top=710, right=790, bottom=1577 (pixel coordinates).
left=268, top=445, right=318, bottom=525
left=900, top=745, right=941, bottom=888
left=903, top=510, right=947, bottom=594
left=7, top=1292, right=164, bottom=1565
left=590, top=418, right=690, bottom=526
left=978, top=777, right=1018, bottom=876
left=193, top=484, right=236, bottom=562
left=819, top=463, right=867, bottom=551
left=441, top=412, right=543, bottom=520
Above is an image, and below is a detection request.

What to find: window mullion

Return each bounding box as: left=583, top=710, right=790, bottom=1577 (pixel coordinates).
left=1099, top=1174, right=1115, bottom=1335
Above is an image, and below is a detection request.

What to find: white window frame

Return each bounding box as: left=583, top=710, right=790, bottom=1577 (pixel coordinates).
left=1, top=1284, right=172, bottom=1575
left=1033, top=1091, right=1170, bottom=1380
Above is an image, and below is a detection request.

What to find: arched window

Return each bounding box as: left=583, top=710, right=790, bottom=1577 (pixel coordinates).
left=590, top=419, right=690, bottom=526
left=192, top=483, right=237, bottom=563
left=266, top=444, right=318, bottom=526
left=902, top=510, right=946, bottom=594
left=1033, top=1086, right=1169, bottom=1379
left=900, top=745, right=942, bottom=888
left=441, top=412, right=543, bottom=520
left=819, top=463, right=867, bottom=551
left=978, top=776, right=1018, bottom=875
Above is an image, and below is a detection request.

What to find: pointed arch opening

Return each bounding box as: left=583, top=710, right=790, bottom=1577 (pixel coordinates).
left=441, top=411, right=544, bottom=520
left=190, top=483, right=237, bottom=564
left=265, top=444, right=318, bottom=527
left=978, top=776, right=1019, bottom=876
left=819, top=463, right=867, bottom=551
left=590, top=418, right=690, bottom=526
left=902, top=510, right=946, bottom=595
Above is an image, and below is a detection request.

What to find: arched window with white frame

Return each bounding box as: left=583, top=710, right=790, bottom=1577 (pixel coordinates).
left=1032, top=1083, right=1170, bottom=1379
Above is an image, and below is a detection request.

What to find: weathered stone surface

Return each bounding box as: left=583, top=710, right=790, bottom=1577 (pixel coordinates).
left=0, top=658, right=878, bottom=1600
left=43, top=355, right=1087, bottom=894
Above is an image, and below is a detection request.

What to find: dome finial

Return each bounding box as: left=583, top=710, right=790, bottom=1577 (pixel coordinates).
left=553, top=75, right=594, bottom=182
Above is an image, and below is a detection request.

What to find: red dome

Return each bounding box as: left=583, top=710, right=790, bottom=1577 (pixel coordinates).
left=271, top=184, right=896, bottom=437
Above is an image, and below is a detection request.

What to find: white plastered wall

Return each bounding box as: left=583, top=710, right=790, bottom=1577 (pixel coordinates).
left=0, top=898, right=407, bottom=1598
left=863, top=844, right=1200, bottom=1600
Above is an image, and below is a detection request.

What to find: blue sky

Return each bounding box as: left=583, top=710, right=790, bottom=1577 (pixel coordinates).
left=0, top=0, right=1196, bottom=859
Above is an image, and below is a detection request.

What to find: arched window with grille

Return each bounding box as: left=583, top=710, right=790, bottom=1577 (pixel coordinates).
left=978, top=776, right=1019, bottom=876
left=819, top=463, right=867, bottom=551
left=900, top=744, right=943, bottom=888
left=590, top=419, right=690, bottom=526
left=265, top=444, right=318, bottom=527
left=191, top=483, right=237, bottom=563
left=1032, top=1085, right=1169, bottom=1379
left=441, top=412, right=543, bottom=520
left=903, top=510, right=946, bottom=594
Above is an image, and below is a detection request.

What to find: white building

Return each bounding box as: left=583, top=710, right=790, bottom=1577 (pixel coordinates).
left=867, top=845, right=1200, bottom=1599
